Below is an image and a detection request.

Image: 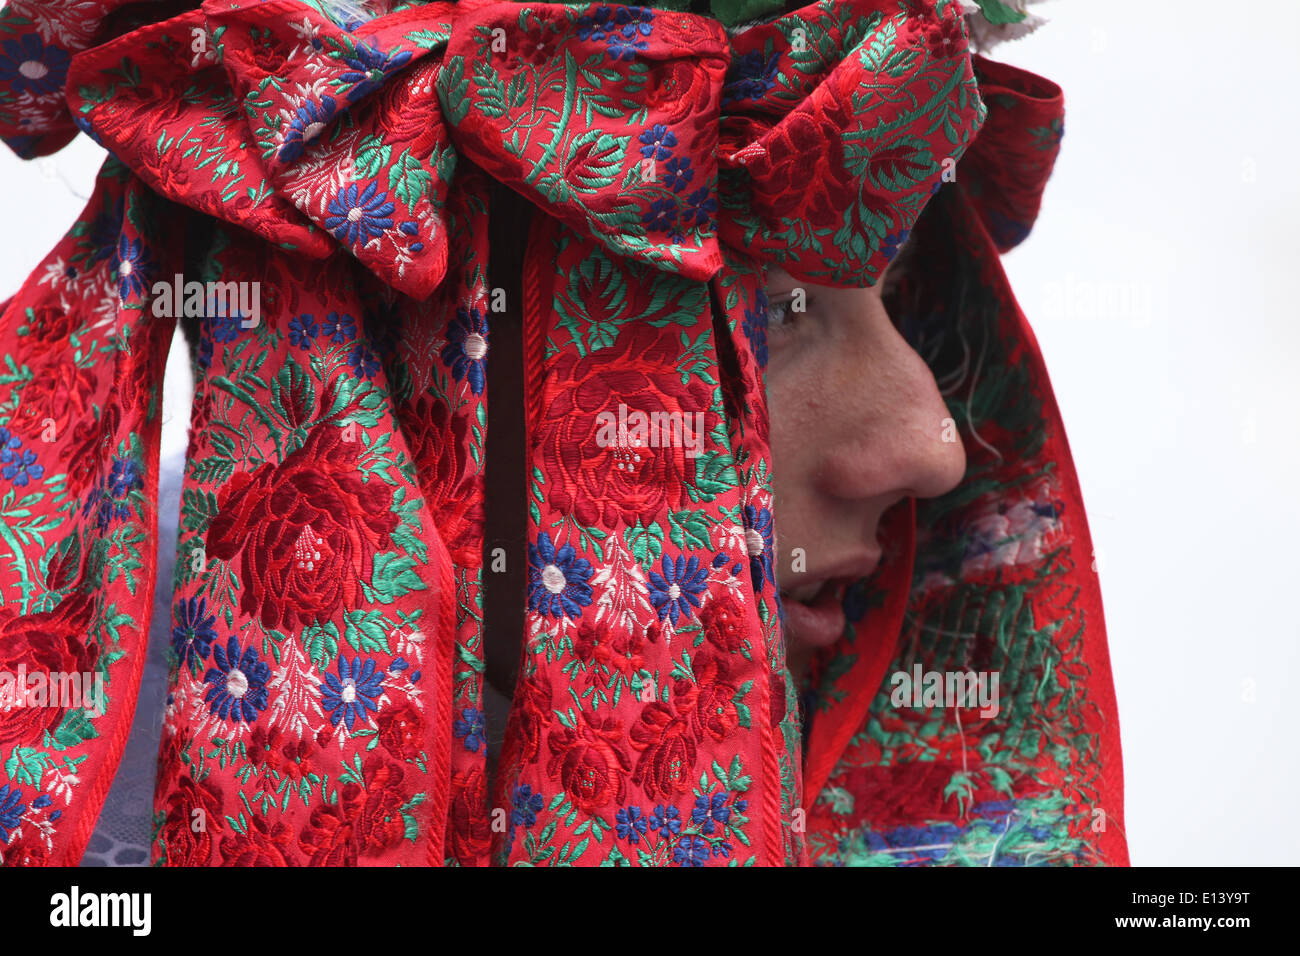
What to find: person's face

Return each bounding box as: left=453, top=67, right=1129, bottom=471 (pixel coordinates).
left=763, top=259, right=966, bottom=672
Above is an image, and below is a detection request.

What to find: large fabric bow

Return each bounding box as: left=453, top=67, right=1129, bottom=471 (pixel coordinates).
left=0, top=0, right=1127, bottom=866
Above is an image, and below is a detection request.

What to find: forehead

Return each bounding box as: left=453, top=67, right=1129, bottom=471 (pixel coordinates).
left=764, top=252, right=904, bottom=290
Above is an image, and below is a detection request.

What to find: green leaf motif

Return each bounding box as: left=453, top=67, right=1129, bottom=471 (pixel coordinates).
left=389, top=149, right=432, bottom=207
left=564, top=129, right=626, bottom=195
left=369, top=552, right=428, bottom=604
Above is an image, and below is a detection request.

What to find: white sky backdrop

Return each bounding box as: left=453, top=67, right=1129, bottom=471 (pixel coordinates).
left=1, top=0, right=1295, bottom=865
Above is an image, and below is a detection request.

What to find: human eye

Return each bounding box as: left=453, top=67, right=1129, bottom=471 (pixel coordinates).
left=764, top=288, right=812, bottom=336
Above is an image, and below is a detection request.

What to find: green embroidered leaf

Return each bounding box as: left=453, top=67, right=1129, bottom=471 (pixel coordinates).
left=859, top=20, right=896, bottom=73
left=974, top=0, right=1028, bottom=25
left=667, top=509, right=712, bottom=551
left=564, top=128, right=625, bottom=195
left=304, top=620, right=341, bottom=670
left=4, top=746, right=49, bottom=787
left=624, top=520, right=664, bottom=567
left=47, top=706, right=100, bottom=752
left=353, top=134, right=392, bottom=180
left=368, top=552, right=428, bottom=604
left=344, top=609, right=392, bottom=654
left=389, top=149, right=432, bottom=207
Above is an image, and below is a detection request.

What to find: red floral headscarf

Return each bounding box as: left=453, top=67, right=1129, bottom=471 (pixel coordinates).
left=0, top=0, right=1127, bottom=866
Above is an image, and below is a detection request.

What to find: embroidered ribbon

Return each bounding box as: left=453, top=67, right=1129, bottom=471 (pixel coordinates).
left=0, top=0, right=1127, bottom=867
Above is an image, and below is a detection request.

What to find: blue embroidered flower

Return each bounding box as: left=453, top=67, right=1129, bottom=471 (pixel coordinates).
left=742, top=287, right=770, bottom=369
left=0, top=436, right=41, bottom=487
left=112, top=235, right=151, bottom=302
left=108, top=456, right=141, bottom=498
left=439, top=305, right=488, bottom=395
left=339, top=41, right=413, bottom=103
left=325, top=180, right=395, bottom=246
left=882, top=228, right=910, bottom=261
left=616, top=5, right=653, bottom=38
left=203, top=636, right=271, bottom=724
left=347, top=342, right=380, bottom=380
left=278, top=95, right=337, bottom=163
left=81, top=453, right=141, bottom=531
left=744, top=504, right=775, bottom=594
left=647, top=554, right=708, bottom=626
left=663, top=156, right=694, bottom=193
left=616, top=806, right=648, bottom=843
left=692, top=791, right=733, bottom=835
left=322, top=656, right=385, bottom=730
left=576, top=5, right=618, bottom=43
left=650, top=804, right=681, bottom=837
left=288, top=312, right=318, bottom=350
left=510, top=783, right=544, bottom=828
left=682, top=186, right=717, bottom=229
left=196, top=332, right=213, bottom=373
left=206, top=311, right=242, bottom=343
left=0, top=783, right=26, bottom=844
left=321, top=310, right=357, bottom=344
left=527, top=531, right=594, bottom=620
left=673, top=834, right=711, bottom=867
left=453, top=707, right=485, bottom=753
left=643, top=196, right=676, bottom=233
left=172, top=596, right=217, bottom=671
left=638, top=124, right=677, bottom=161
left=0, top=33, right=71, bottom=96
left=86, top=194, right=124, bottom=263
left=71, top=112, right=106, bottom=149
left=722, top=50, right=780, bottom=105
left=607, top=31, right=647, bottom=59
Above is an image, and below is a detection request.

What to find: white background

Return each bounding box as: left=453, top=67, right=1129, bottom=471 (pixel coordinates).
left=2, top=0, right=1296, bottom=865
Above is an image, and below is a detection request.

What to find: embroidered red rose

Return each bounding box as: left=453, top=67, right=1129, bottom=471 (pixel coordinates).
left=545, top=711, right=630, bottom=814
left=20, top=303, right=76, bottom=357
left=206, top=424, right=399, bottom=631
left=9, top=360, right=95, bottom=442
left=509, top=673, right=553, bottom=765
left=1, top=837, right=48, bottom=866
left=689, top=653, right=740, bottom=743
left=62, top=401, right=120, bottom=489
left=700, top=593, right=751, bottom=657
left=629, top=701, right=698, bottom=800
left=247, top=725, right=316, bottom=783
left=355, top=756, right=408, bottom=857
left=160, top=773, right=223, bottom=867
left=219, top=814, right=300, bottom=866
left=376, top=701, right=423, bottom=762
left=396, top=391, right=482, bottom=560
left=537, top=322, right=716, bottom=530
left=298, top=793, right=359, bottom=866
left=0, top=592, right=99, bottom=748
left=447, top=764, right=491, bottom=863
left=154, top=726, right=195, bottom=799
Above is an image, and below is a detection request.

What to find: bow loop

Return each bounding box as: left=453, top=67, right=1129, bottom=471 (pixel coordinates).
left=439, top=1, right=732, bottom=281
left=717, top=0, right=988, bottom=286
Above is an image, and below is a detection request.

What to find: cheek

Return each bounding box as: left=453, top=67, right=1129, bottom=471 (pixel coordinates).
left=765, top=341, right=840, bottom=516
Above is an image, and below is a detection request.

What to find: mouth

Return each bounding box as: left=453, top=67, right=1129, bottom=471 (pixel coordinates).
left=778, top=553, right=881, bottom=648
left=779, top=577, right=851, bottom=648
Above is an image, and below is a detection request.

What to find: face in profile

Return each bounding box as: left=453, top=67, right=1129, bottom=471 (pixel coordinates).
left=761, top=258, right=966, bottom=678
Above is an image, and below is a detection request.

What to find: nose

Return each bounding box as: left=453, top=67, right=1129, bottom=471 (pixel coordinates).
left=815, top=317, right=967, bottom=505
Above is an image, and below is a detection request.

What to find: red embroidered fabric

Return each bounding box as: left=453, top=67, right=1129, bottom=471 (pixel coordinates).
left=0, top=0, right=1127, bottom=866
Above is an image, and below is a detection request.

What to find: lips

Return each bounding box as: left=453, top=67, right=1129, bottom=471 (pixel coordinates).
left=780, top=578, right=849, bottom=648
left=778, top=550, right=882, bottom=648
